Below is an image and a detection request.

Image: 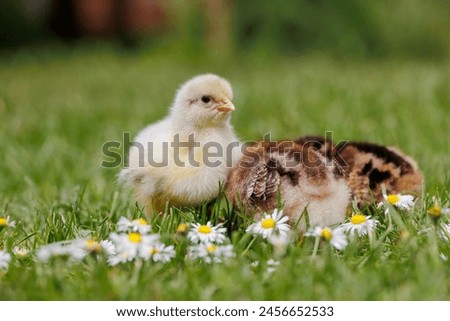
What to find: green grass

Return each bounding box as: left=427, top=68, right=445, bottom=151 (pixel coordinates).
left=0, top=44, right=449, bottom=300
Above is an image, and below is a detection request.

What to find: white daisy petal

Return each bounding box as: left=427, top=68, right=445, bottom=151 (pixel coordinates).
left=187, top=243, right=234, bottom=263
left=151, top=244, right=176, bottom=263
left=306, top=226, right=348, bottom=250
left=0, top=250, right=11, bottom=269
left=117, top=217, right=151, bottom=234
left=109, top=232, right=160, bottom=263
left=100, top=240, right=116, bottom=256
left=329, top=228, right=348, bottom=250
left=108, top=252, right=133, bottom=266
left=13, top=247, right=29, bottom=257
left=267, top=259, right=280, bottom=274
left=305, top=226, right=323, bottom=237
left=268, top=230, right=291, bottom=247
left=0, top=216, right=16, bottom=228
left=139, top=242, right=176, bottom=263
left=380, top=193, right=415, bottom=213
left=250, top=261, right=259, bottom=268
left=37, top=238, right=117, bottom=262
left=438, top=223, right=450, bottom=242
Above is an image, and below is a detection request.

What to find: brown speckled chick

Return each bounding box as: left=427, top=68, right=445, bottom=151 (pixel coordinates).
left=296, top=136, right=423, bottom=207
left=225, top=140, right=351, bottom=231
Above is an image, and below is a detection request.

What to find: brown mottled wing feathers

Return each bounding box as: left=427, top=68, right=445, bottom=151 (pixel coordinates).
left=265, top=170, right=280, bottom=195
left=245, top=162, right=280, bottom=202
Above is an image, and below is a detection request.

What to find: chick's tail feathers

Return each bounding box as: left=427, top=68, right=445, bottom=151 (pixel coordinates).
left=118, top=168, right=143, bottom=187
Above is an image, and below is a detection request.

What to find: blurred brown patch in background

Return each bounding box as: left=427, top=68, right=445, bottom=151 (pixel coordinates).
left=0, top=0, right=449, bottom=59
left=50, top=0, right=168, bottom=38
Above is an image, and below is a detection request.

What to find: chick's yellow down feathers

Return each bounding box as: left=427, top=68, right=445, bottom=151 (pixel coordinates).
left=119, top=74, right=241, bottom=214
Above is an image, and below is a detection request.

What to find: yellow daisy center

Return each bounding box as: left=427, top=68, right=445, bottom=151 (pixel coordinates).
left=387, top=194, right=399, bottom=205
left=133, top=218, right=148, bottom=226
left=86, top=239, right=97, bottom=246
left=321, top=228, right=332, bottom=241
left=207, top=244, right=217, bottom=253
left=150, top=248, right=160, bottom=255
left=427, top=206, right=442, bottom=217
left=86, top=240, right=102, bottom=252
left=261, top=218, right=276, bottom=229
left=351, top=214, right=367, bottom=225
left=176, top=223, right=188, bottom=233
left=198, top=225, right=212, bottom=234
left=128, top=232, right=142, bottom=243
left=0, top=218, right=7, bottom=226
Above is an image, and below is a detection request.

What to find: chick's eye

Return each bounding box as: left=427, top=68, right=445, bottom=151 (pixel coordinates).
left=201, top=95, right=211, bottom=103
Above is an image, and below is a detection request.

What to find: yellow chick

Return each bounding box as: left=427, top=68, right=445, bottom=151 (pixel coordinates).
left=120, top=74, right=241, bottom=215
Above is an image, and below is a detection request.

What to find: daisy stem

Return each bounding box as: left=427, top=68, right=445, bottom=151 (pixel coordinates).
left=373, top=220, right=393, bottom=249
left=368, top=230, right=375, bottom=249
left=131, top=260, right=143, bottom=284
left=311, top=236, right=320, bottom=258
left=241, top=236, right=257, bottom=257
left=357, top=255, right=370, bottom=268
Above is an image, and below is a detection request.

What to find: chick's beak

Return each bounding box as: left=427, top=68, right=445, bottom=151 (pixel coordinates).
left=216, top=98, right=235, bottom=113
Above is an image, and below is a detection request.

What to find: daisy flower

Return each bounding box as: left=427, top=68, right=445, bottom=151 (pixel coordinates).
left=37, top=241, right=72, bottom=262
left=429, top=195, right=450, bottom=214
left=187, top=222, right=226, bottom=244
left=187, top=243, right=234, bottom=263
left=306, top=226, right=348, bottom=250
left=13, top=246, right=29, bottom=257
left=267, top=229, right=291, bottom=255
left=176, top=223, right=189, bottom=234
left=268, top=229, right=291, bottom=247
left=108, top=232, right=159, bottom=263
left=0, top=250, right=11, bottom=269
left=0, top=216, right=16, bottom=228
left=378, top=193, right=414, bottom=213
left=117, top=217, right=151, bottom=234
left=250, top=261, right=259, bottom=268
left=339, top=214, right=378, bottom=237
left=428, top=205, right=442, bottom=217
left=37, top=239, right=116, bottom=262
left=70, top=239, right=116, bottom=260
left=246, top=209, right=290, bottom=239
left=428, top=205, right=450, bottom=220
left=139, top=242, right=176, bottom=263
left=108, top=252, right=135, bottom=266
left=266, top=259, right=280, bottom=274
left=428, top=206, right=444, bottom=222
